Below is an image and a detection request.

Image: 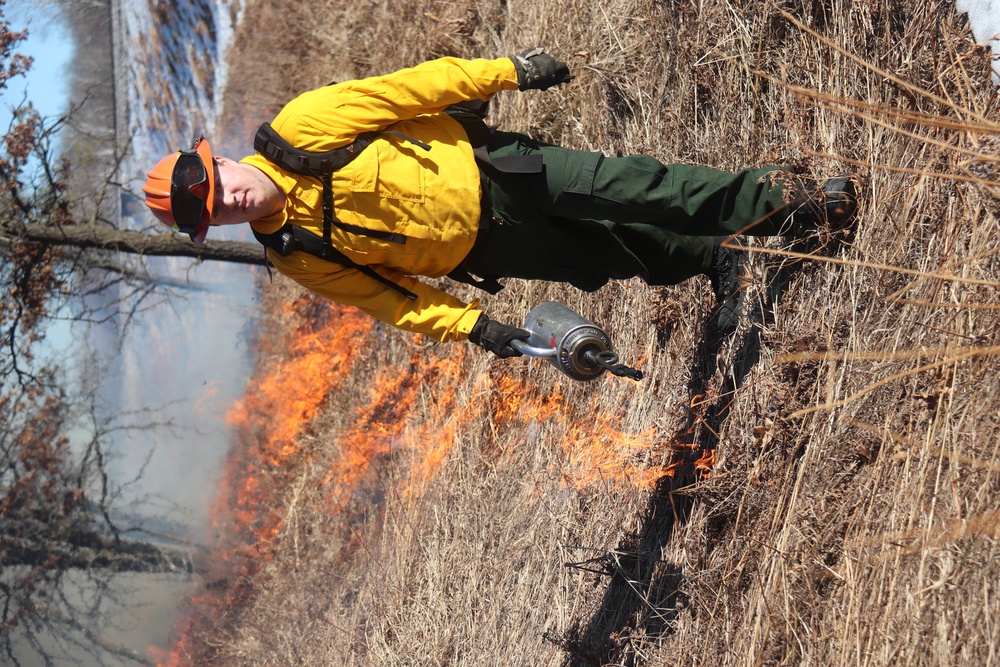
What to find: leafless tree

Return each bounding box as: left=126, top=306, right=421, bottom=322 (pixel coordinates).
left=0, top=3, right=259, bottom=664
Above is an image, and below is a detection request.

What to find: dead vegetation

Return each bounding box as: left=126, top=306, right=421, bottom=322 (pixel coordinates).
left=169, top=0, right=1000, bottom=665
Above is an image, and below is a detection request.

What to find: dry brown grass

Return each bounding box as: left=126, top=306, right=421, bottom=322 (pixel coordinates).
left=171, top=1, right=1000, bottom=665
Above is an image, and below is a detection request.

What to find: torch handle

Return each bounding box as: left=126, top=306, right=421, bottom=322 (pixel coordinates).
left=510, top=339, right=558, bottom=358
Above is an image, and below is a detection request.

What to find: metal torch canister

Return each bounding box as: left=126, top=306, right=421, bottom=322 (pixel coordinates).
left=510, top=302, right=642, bottom=382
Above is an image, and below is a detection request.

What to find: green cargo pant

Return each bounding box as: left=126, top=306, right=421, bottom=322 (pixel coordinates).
left=462, top=131, right=795, bottom=292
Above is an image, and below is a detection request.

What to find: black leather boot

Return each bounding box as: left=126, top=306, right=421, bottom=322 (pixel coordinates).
left=706, top=242, right=745, bottom=334
left=794, top=174, right=860, bottom=230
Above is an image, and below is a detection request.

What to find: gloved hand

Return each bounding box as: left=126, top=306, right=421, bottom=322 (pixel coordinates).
left=510, top=47, right=573, bottom=91
left=468, top=314, right=530, bottom=359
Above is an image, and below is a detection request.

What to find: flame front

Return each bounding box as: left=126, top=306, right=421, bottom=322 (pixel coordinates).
left=154, top=296, right=705, bottom=665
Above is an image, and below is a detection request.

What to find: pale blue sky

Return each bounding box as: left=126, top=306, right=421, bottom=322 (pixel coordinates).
left=2, top=2, right=72, bottom=125
left=2, top=2, right=76, bottom=363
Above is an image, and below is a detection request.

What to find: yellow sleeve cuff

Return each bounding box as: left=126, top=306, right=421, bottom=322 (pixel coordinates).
left=453, top=308, right=484, bottom=340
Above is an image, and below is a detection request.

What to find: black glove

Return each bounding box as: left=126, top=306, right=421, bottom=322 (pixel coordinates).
left=468, top=314, right=530, bottom=359
left=510, top=47, right=573, bottom=91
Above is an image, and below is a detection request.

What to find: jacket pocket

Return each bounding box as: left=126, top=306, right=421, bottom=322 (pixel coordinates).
left=349, top=141, right=378, bottom=193
left=374, top=140, right=426, bottom=203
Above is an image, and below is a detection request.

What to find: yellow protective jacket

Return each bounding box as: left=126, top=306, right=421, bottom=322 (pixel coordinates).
left=243, top=56, right=521, bottom=342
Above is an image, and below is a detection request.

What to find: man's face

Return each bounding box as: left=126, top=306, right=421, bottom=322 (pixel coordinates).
left=211, top=156, right=280, bottom=227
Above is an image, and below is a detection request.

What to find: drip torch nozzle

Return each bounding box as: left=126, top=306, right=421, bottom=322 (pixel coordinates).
left=582, top=350, right=644, bottom=381
left=512, top=302, right=644, bottom=382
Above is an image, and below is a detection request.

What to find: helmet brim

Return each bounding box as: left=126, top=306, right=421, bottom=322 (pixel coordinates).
left=188, top=138, right=216, bottom=246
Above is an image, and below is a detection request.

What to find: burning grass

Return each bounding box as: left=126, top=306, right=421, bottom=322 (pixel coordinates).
left=157, top=0, right=1000, bottom=665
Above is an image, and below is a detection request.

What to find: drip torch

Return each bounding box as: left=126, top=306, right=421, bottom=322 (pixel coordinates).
left=510, top=302, right=643, bottom=382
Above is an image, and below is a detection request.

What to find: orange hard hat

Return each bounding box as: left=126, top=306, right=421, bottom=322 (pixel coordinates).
left=142, top=137, right=216, bottom=245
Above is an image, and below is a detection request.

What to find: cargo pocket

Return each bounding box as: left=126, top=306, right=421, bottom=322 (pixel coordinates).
left=560, top=151, right=602, bottom=196
left=349, top=141, right=378, bottom=193
left=374, top=140, right=425, bottom=203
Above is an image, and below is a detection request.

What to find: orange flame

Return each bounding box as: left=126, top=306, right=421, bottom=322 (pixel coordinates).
left=154, top=297, right=710, bottom=665
left=488, top=377, right=676, bottom=491
left=153, top=297, right=371, bottom=666
left=317, top=345, right=475, bottom=508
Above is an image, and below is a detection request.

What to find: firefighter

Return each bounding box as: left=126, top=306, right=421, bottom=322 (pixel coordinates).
left=143, top=49, right=858, bottom=357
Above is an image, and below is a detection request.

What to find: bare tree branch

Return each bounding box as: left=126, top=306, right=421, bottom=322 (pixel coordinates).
left=3, top=220, right=267, bottom=265
left=0, top=7, right=224, bottom=665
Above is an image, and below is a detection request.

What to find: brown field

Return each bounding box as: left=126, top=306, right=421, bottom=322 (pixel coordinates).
left=170, top=0, right=1000, bottom=665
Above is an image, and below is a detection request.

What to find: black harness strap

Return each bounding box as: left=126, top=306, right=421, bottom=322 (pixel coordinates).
left=253, top=123, right=376, bottom=177
left=251, top=105, right=540, bottom=300
left=321, top=165, right=334, bottom=256
left=255, top=123, right=404, bottom=246
left=253, top=123, right=418, bottom=300
left=441, top=102, right=540, bottom=295
left=254, top=123, right=430, bottom=248
left=444, top=101, right=543, bottom=175
left=252, top=225, right=418, bottom=301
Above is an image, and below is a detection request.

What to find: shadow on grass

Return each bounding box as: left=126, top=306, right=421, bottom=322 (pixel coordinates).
left=552, top=235, right=826, bottom=666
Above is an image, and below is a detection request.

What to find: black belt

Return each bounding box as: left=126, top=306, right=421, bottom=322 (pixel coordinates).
left=447, top=171, right=503, bottom=294
left=445, top=136, right=543, bottom=295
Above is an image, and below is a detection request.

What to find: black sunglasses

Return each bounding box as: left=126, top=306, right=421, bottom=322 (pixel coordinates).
left=170, top=149, right=209, bottom=233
